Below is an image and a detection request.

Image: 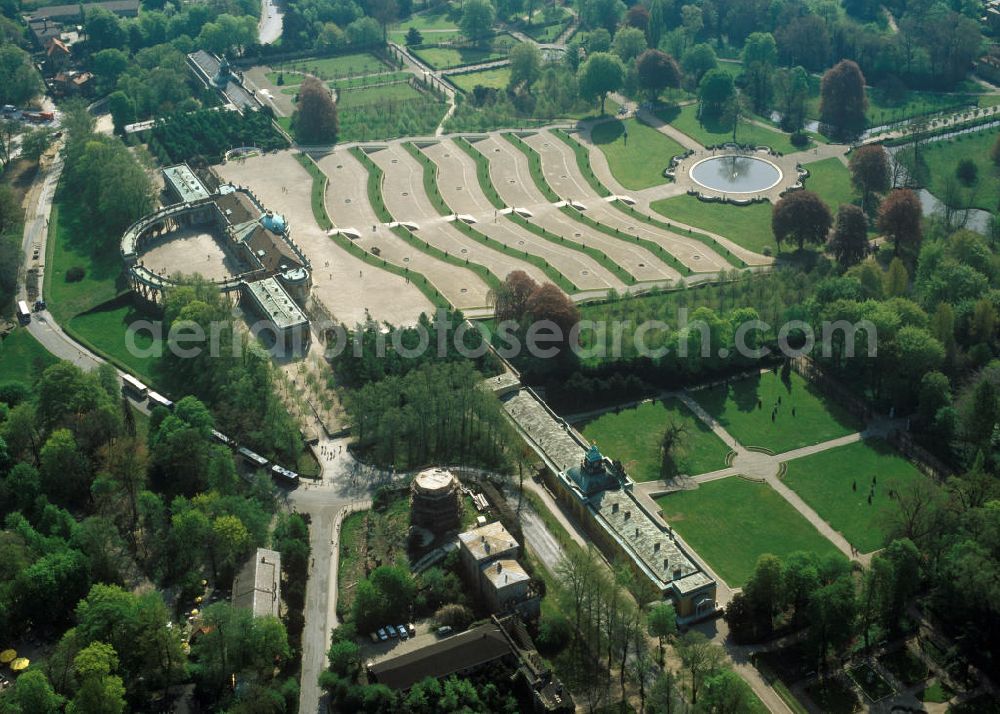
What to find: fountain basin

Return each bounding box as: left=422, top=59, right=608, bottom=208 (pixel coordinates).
left=689, top=155, right=782, bottom=194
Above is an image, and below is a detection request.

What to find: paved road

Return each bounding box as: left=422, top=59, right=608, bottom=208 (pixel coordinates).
left=258, top=0, right=283, bottom=45
left=286, top=442, right=374, bottom=714
left=16, top=149, right=110, bottom=374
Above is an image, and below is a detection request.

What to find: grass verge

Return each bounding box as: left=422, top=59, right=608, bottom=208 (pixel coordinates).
left=0, top=329, right=58, bottom=384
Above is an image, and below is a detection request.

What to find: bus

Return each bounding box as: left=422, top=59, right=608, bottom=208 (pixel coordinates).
left=270, top=464, right=299, bottom=487
left=121, top=374, right=148, bottom=401
left=210, top=429, right=233, bottom=447
left=147, top=391, right=174, bottom=411
left=16, top=301, right=30, bottom=326
left=237, top=446, right=269, bottom=469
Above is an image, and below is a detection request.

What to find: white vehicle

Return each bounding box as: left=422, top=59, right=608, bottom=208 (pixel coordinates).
left=16, top=301, right=30, bottom=326
left=147, top=391, right=174, bottom=411
left=121, top=374, right=148, bottom=400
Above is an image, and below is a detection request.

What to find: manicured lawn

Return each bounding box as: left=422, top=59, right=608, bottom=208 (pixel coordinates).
left=450, top=67, right=511, bottom=92
left=337, top=82, right=424, bottom=108
left=590, top=118, right=685, bottom=191
left=271, top=52, right=389, bottom=81
left=68, top=300, right=160, bottom=381
left=45, top=203, right=125, bottom=324
left=391, top=9, right=459, bottom=32
left=330, top=71, right=412, bottom=90
left=656, top=477, right=843, bottom=586
left=522, top=17, right=571, bottom=42
left=389, top=29, right=462, bottom=43
left=580, top=398, right=731, bottom=481
left=412, top=44, right=507, bottom=69
left=803, top=157, right=856, bottom=211
left=783, top=438, right=929, bottom=553
left=651, top=194, right=777, bottom=255
left=919, top=681, right=953, bottom=704
left=412, top=34, right=518, bottom=69
left=921, top=128, right=1000, bottom=211
left=667, top=104, right=803, bottom=154
left=0, top=329, right=57, bottom=385
left=692, top=370, right=861, bottom=454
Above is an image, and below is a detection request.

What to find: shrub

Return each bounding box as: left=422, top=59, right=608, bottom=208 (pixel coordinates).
left=790, top=131, right=809, bottom=148
left=434, top=603, right=473, bottom=630
left=956, top=159, right=978, bottom=186
left=65, top=266, right=85, bottom=282
left=406, top=27, right=423, bottom=45
left=536, top=613, right=572, bottom=654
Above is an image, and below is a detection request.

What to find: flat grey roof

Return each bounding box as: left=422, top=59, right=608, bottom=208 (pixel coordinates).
left=244, top=277, right=308, bottom=331
left=232, top=548, right=281, bottom=618
left=162, top=164, right=210, bottom=204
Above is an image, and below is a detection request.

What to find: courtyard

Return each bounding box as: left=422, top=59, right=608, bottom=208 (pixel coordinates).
left=138, top=227, right=246, bottom=283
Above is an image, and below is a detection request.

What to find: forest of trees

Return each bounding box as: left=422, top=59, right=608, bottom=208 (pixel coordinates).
left=345, top=360, right=517, bottom=470
left=147, top=108, right=288, bottom=166
left=0, top=359, right=300, bottom=711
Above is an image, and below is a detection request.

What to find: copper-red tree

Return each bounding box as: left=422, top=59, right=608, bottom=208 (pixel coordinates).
left=489, top=270, right=539, bottom=324
left=772, top=190, right=833, bottom=252
left=819, top=60, right=867, bottom=140
left=848, top=144, right=890, bottom=212
left=292, top=76, right=339, bottom=144
left=877, top=188, right=923, bottom=258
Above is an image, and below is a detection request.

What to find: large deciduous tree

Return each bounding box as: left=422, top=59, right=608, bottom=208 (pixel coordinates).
left=508, top=42, right=542, bottom=91
left=489, top=270, right=539, bottom=323
left=819, top=60, right=868, bottom=140
left=849, top=144, right=890, bottom=212
left=611, top=26, right=647, bottom=63
left=877, top=188, right=923, bottom=258
left=0, top=45, right=43, bottom=107
left=741, top=32, right=777, bottom=113
left=525, top=282, right=581, bottom=342
left=635, top=49, right=681, bottom=101
left=577, top=52, right=625, bottom=114
left=697, top=68, right=734, bottom=117
left=775, top=65, right=810, bottom=132
left=772, top=190, right=833, bottom=251
left=292, top=76, right=339, bottom=145
left=828, top=204, right=870, bottom=267
left=459, top=0, right=497, bottom=44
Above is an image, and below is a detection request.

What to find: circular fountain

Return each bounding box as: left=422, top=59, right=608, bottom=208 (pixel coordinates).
left=689, top=154, right=782, bottom=193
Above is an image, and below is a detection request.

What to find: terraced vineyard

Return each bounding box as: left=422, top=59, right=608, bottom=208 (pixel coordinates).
left=221, top=126, right=777, bottom=324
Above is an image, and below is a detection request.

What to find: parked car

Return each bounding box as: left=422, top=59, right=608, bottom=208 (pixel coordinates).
left=370, top=632, right=380, bottom=643
left=386, top=625, right=398, bottom=638
left=437, top=625, right=453, bottom=637
left=377, top=628, right=388, bottom=641
left=397, top=624, right=408, bottom=640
